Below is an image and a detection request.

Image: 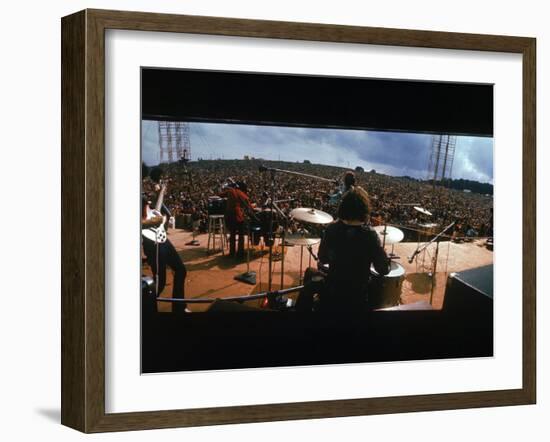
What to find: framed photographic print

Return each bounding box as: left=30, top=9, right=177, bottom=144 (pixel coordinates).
left=61, top=9, right=536, bottom=433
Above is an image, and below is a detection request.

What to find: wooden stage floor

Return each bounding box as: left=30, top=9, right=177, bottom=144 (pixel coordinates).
left=144, top=229, right=493, bottom=312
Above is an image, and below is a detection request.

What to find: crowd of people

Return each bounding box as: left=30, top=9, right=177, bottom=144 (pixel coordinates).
left=142, top=158, right=493, bottom=239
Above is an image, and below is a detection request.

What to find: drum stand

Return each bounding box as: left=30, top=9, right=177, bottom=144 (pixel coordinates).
left=296, top=233, right=309, bottom=285
left=278, top=210, right=289, bottom=290
left=408, top=221, right=455, bottom=305
left=380, top=222, right=401, bottom=263
left=430, top=238, right=441, bottom=305
left=264, top=170, right=276, bottom=291
left=258, top=169, right=292, bottom=291
left=414, top=217, right=432, bottom=275
left=267, top=200, right=289, bottom=290
left=416, top=243, right=433, bottom=275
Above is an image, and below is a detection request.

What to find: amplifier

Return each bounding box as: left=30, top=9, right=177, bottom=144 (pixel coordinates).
left=207, top=196, right=227, bottom=215
left=443, top=264, right=493, bottom=316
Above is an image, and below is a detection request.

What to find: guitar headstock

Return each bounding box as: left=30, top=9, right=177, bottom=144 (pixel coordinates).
left=154, top=181, right=168, bottom=193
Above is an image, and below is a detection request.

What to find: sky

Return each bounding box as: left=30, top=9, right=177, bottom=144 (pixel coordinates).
left=142, top=120, right=494, bottom=184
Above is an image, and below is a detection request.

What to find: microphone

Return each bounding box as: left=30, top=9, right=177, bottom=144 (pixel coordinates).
left=407, top=252, right=416, bottom=264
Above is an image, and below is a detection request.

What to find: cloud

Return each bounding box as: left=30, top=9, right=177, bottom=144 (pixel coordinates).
left=142, top=120, right=493, bottom=183
left=141, top=120, right=160, bottom=165
left=452, top=137, right=494, bottom=183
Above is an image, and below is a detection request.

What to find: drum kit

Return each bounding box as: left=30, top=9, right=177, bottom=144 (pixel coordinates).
left=291, top=205, right=445, bottom=309
left=279, top=206, right=440, bottom=309
left=239, top=203, right=336, bottom=288
left=238, top=163, right=442, bottom=310
left=240, top=188, right=440, bottom=308
left=368, top=224, right=405, bottom=308
left=367, top=206, right=441, bottom=308
left=286, top=208, right=332, bottom=284
left=369, top=260, right=406, bottom=308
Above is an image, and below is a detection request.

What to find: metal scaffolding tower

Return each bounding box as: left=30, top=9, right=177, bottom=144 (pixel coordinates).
left=427, top=134, right=456, bottom=190
left=158, top=121, right=191, bottom=164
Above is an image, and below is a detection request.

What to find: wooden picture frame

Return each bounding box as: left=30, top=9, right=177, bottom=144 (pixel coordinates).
left=61, top=8, right=536, bottom=433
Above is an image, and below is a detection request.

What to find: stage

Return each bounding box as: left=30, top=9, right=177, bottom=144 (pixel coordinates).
left=143, top=229, right=493, bottom=312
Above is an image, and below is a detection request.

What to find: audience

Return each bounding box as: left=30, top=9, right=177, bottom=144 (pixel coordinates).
left=142, top=159, right=493, bottom=238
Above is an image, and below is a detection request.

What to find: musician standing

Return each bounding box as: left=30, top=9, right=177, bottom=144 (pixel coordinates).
left=328, top=170, right=357, bottom=206
left=220, top=181, right=254, bottom=258
left=141, top=185, right=188, bottom=314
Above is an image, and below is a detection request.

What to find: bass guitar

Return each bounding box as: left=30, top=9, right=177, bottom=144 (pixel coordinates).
left=142, top=182, right=168, bottom=243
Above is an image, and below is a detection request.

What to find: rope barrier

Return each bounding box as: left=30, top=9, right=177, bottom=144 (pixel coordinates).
left=156, top=284, right=305, bottom=304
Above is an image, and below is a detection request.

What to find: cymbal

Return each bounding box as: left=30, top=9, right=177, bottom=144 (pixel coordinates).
left=414, top=206, right=432, bottom=216
left=290, top=207, right=334, bottom=224
left=285, top=235, right=321, bottom=246
left=373, top=225, right=404, bottom=245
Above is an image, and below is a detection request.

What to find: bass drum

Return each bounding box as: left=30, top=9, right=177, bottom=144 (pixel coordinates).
left=368, top=261, right=405, bottom=309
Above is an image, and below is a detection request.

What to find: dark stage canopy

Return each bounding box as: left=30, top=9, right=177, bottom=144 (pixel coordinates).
left=142, top=68, right=493, bottom=137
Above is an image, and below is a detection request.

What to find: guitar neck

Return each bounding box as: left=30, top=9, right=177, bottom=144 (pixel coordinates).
left=155, top=185, right=166, bottom=212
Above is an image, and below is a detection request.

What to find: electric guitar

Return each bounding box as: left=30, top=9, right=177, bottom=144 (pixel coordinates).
left=142, top=183, right=168, bottom=243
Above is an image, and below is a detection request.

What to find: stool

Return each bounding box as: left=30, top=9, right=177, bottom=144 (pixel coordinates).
left=207, top=215, right=227, bottom=254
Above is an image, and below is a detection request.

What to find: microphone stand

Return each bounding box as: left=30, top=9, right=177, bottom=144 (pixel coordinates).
left=270, top=200, right=289, bottom=290
left=267, top=170, right=276, bottom=292
left=264, top=195, right=289, bottom=290
left=266, top=172, right=292, bottom=291
left=233, top=224, right=257, bottom=285
left=259, top=165, right=337, bottom=291
left=408, top=221, right=455, bottom=264
left=259, top=165, right=338, bottom=184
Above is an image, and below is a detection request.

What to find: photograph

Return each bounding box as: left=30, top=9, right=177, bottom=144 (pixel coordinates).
left=56, top=6, right=537, bottom=433
left=140, top=67, right=494, bottom=373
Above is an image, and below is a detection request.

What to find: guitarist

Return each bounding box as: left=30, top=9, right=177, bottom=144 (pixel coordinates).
left=141, top=173, right=187, bottom=313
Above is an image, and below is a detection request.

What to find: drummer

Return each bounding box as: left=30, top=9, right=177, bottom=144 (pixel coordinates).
left=296, top=186, right=389, bottom=314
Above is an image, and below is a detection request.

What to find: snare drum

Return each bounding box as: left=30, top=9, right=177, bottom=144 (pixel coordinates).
left=368, top=261, right=405, bottom=308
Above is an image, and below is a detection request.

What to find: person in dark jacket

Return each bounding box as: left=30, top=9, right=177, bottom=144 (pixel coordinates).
left=296, top=186, right=389, bottom=313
